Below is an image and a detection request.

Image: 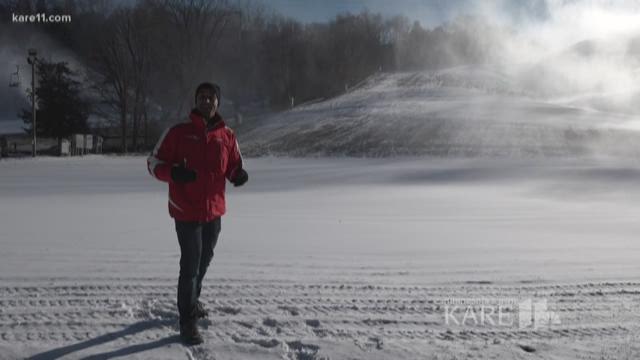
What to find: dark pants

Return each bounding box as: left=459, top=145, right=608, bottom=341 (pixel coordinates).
left=175, top=218, right=221, bottom=323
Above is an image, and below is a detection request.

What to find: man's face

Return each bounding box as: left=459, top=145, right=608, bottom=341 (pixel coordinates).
left=196, top=89, right=218, bottom=118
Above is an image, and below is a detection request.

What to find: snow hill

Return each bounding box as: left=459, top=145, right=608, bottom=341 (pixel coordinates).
left=0, top=120, right=23, bottom=135
left=239, top=66, right=640, bottom=158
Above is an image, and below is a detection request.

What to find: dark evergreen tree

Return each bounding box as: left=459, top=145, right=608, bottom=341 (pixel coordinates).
left=20, top=60, right=90, bottom=150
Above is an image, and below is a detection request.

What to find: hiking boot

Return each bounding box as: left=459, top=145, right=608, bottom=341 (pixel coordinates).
left=180, top=320, right=203, bottom=345
left=194, top=300, right=209, bottom=319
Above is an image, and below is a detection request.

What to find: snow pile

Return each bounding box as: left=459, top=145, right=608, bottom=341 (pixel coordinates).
left=240, top=65, right=640, bottom=158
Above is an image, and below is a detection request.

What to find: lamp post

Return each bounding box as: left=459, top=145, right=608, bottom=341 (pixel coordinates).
left=27, top=48, right=37, bottom=157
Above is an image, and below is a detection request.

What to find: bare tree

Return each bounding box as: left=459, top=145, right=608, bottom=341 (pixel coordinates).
left=91, top=3, right=158, bottom=153
left=151, top=0, right=237, bottom=118
left=94, top=8, right=132, bottom=153
left=124, top=6, right=154, bottom=150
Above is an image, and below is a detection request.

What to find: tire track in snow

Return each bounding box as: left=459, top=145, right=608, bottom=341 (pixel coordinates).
left=0, top=278, right=639, bottom=352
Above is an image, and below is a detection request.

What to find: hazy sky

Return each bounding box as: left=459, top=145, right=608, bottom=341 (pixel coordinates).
left=248, top=0, right=552, bottom=27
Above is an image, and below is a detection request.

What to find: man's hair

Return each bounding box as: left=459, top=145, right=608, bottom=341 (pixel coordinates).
left=195, top=82, right=221, bottom=104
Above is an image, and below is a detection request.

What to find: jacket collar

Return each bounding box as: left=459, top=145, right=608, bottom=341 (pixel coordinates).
left=189, top=109, right=225, bottom=131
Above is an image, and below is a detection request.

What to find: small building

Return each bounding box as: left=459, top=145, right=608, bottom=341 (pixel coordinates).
left=84, top=134, right=93, bottom=153
left=71, top=134, right=85, bottom=155
left=59, top=139, right=70, bottom=156
left=93, top=136, right=103, bottom=154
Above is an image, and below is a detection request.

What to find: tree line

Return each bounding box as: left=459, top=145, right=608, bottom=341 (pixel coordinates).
left=1, top=0, right=500, bottom=152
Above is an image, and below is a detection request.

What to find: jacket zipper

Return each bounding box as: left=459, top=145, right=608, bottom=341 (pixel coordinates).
left=202, top=128, right=209, bottom=221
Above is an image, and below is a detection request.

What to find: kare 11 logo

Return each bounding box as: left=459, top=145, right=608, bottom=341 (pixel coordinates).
left=443, top=298, right=561, bottom=329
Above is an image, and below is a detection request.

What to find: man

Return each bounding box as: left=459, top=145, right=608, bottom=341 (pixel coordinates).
left=147, top=82, right=248, bottom=345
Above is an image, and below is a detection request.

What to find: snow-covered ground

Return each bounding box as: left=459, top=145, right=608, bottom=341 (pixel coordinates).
left=2, top=155, right=640, bottom=359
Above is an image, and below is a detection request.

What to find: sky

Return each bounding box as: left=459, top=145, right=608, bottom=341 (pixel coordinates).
left=248, top=0, right=552, bottom=27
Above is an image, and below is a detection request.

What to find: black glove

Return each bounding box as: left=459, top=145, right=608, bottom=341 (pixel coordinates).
left=231, top=168, right=248, bottom=187
left=171, top=164, right=197, bottom=183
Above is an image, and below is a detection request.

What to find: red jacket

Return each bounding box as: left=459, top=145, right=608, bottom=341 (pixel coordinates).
left=147, top=111, right=243, bottom=222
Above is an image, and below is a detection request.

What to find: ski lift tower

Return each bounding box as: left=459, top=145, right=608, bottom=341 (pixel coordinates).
left=8, top=65, right=20, bottom=88
left=27, top=49, right=37, bottom=157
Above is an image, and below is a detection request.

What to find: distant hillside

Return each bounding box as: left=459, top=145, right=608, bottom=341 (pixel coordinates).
left=0, top=120, right=23, bottom=135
